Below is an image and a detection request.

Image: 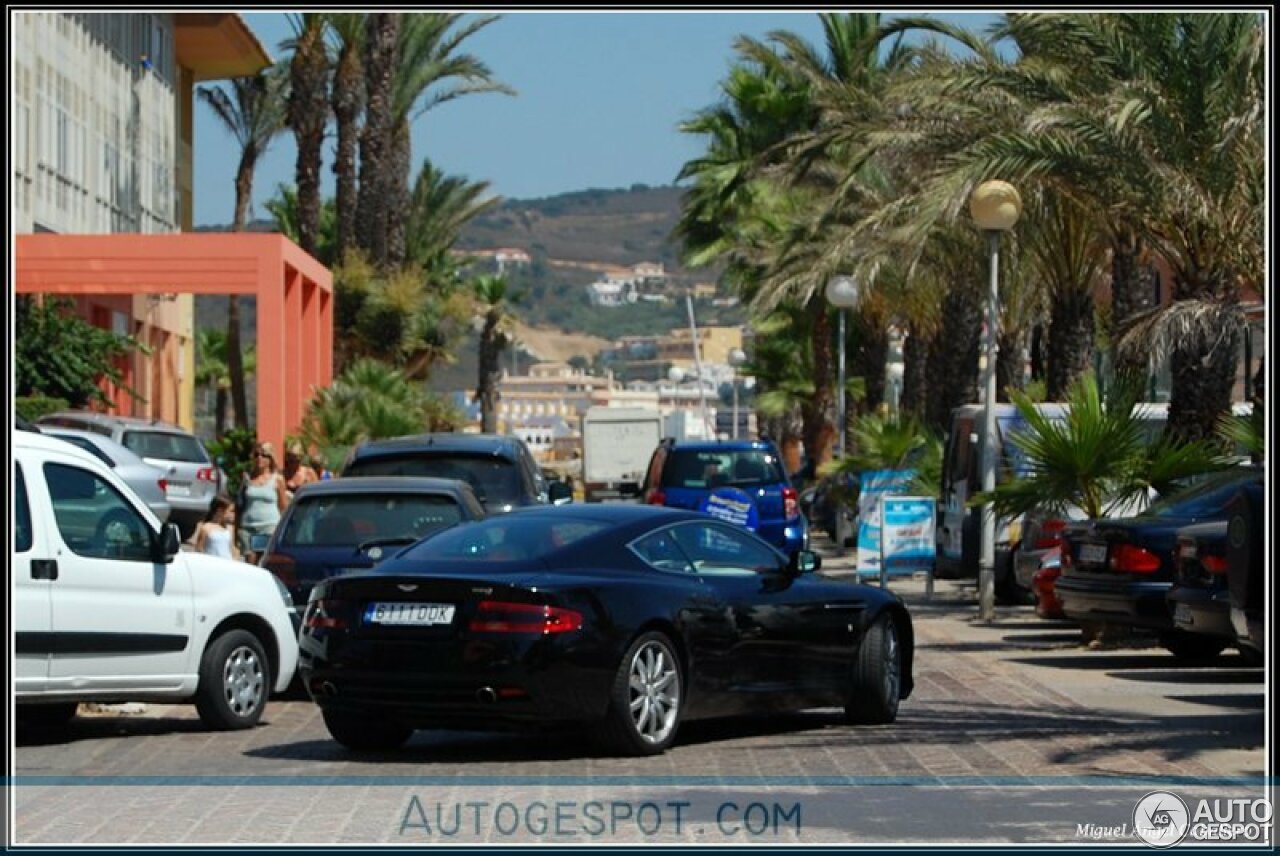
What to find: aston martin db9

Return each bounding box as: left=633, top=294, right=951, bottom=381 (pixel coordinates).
left=299, top=505, right=913, bottom=756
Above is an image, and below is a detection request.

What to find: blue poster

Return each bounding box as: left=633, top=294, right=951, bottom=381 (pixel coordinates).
left=700, top=488, right=760, bottom=532
left=880, top=496, right=937, bottom=574
left=856, top=470, right=917, bottom=576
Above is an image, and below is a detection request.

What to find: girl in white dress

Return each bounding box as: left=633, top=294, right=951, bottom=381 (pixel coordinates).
left=195, top=494, right=241, bottom=561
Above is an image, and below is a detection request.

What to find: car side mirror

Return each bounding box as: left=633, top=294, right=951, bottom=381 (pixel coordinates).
left=788, top=550, right=821, bottom=575
left=250, top=533, right=271, bottom=553
left=154, top=523, right=182, bottom=563
left=548, top=480, right=573, bottom=505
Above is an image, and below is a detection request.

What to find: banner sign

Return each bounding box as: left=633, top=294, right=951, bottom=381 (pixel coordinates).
left=856, top=469, right=917, bottom=576
left=879, top=495, right=937, bottom=574
left=700, top=488, right=760, bottom=532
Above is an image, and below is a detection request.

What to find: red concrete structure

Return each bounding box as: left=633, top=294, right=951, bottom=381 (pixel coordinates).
left=16, top=233, right=332, bottom=454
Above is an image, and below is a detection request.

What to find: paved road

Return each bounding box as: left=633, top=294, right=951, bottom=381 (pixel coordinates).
left=11, top=548, right=1270, bottom=846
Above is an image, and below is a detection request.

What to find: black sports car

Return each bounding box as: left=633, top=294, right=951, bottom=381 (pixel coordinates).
left=299, top=505, right=914, bottom=756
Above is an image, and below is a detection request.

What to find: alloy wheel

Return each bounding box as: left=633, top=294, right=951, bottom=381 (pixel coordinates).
left=627, top=640, right=680, bottom=745
left=223, top=645, right=265, bottom=718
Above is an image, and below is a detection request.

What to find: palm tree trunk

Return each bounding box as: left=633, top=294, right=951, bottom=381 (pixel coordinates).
left=1109, top=229, right=1157, bottom=378
left=385, top=120, right=411, bottom=269
left=996, top=327, right=1027, bottom=402
left=854, top=311, right=888, bottom=414
left=288, top=19, right=329, bottom=258
left=228, top=156, right=255, bottom=430
left=925, top=284, right=981, bottom=434
left=801, top=296, right=836, bottom=469
left=333, top=38, right=362, bottom=263
left=900, top=323, right=928, bottom=420
left=1166, top=269, right=1241, bottom=445
left=356, top=13, right=400, bottom=269
left=1045, top=288, right=1095, bottom=401
left=214, top=386, right=228, bottom=438
left=477, top=314, right=504, bottom=433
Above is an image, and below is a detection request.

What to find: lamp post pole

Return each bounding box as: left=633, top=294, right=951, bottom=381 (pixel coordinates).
left=969, top=180, right=1022, bottom=623
left=825, top=276, right=861, bottom=556
left=729, top=348, right=746, bottom=440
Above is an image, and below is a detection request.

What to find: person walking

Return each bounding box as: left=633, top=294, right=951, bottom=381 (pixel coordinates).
left=237, top=441, right=288, bottom=564
left=194, top=494, right=240, bottom=561
left=283, top=442, right=319, bottom=501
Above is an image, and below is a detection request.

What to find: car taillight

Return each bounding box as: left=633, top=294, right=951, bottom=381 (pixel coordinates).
left=1034, top=518, right=1066, bottom=550
left=1109, top=544, right=1161, bottom=573
left=157, top=478, right=168, bottom=493
left=646, top=489, right=666, bottom=506
left=262, top=553, right=297, bottom=585
left=469, top=601, right=583, bottom=635
left=196, top=467, right=218, bottom=483
left=1200, top=554, right=1228, bottom=575
left=783, top=486, right=799, bottom=520
left=304, top=599, right=346, bottom=630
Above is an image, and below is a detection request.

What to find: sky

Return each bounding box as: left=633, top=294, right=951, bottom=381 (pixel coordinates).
left=194, top=11, right=1000, bottom=227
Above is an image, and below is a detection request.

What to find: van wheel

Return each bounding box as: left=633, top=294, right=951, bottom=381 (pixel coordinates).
left=195, top=630, right=269, bottom=730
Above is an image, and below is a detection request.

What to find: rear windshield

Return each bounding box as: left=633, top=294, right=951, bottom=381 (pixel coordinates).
left=345, top=454, right=521, bottom=505
left=660, top=449, right=786, bottom=490
left=399, top=516, right=608, bottom=563
left=1146, top=469, right=1260, bottom=519
left=278, top=493, right=464, bottom=548
left=123, top=430, right=209, bottom=463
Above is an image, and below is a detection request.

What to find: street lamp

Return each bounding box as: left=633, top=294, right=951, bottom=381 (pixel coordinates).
left=825, top=274, right=862, bottom=554
left=728, top=347, right=747, bottom=439
left=969, top=179, right=1022, bottom=622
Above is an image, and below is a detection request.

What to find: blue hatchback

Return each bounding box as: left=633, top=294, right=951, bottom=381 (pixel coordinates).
left=639, top=440, right=809, bottom=554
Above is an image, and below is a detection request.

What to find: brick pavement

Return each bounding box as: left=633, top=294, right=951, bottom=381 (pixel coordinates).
left=10, top=534, right=1269, bottom=845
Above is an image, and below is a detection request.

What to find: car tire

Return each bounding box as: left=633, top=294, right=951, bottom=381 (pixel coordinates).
left=845, top=615, right=901, bottom=725
left=1160, top=632, right=1226, bottom=661
left=194, top=629, right=270, bottom=730
left=595, top=631, right=683, bottom=756
left=17, top=702, right=79, bottom=726
left=322, top=708, right=414, bottom=751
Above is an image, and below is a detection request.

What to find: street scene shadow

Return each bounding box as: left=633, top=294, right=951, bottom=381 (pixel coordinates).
left=16, top=714, right=210, bottom=747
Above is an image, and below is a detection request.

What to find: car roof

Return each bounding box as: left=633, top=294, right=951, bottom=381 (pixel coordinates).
left=350, top=433, right=521, bottom=458
left=38, top=410, right=191, bottom=434
left=663, top=440, right=776, bottom=453
left=16, top=429, right=116, bottom=467
left=501, top=503, right=700, bottom=526
left=293, top=476, right=479, bottom=497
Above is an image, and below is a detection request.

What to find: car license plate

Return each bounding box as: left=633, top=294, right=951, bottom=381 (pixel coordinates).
left=1179, top=542, right=1198, bottom=559
left=364, top=602, right=455, bottom=626
left=1079, top=543, right=1108, bottom=565
left=1174, top=603, right=1193, bottom=626
left=166, top=482, right=191, bottom=497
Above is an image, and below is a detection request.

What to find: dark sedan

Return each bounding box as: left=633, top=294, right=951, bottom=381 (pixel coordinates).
left=258, top=477, right=486, bottom=613
left=299, top=505, right=914, bottom=756
left=1056, top=467, right=1262, bottom=659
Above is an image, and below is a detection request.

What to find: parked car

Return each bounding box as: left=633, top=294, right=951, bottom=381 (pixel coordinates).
left=1224, top=482, right=1264, bottom=662
left=341, top=433, right=571, bottom=512
left=36, top=411, right=223, bottom=538
left=1056, top=467, right=1262, bottom=659
left=256, top=477, right=486, bottom=614
left=640, top=439, right=809, bottom=555
left=1030, top=545, right=1066, bottom=620
left=1165, top=519, right=1239, bottom=660
left=14, top=431, right=297, bottom=729
left=299, top=505, right=913, bottom=755
left=42, top=427, right=172, bottom=522
left=1012, top=512, right=1070, bottom=606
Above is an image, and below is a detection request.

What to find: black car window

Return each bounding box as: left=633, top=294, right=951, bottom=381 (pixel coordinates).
left=346, top=454, right=521, bottom=506
left=399, top=516, right=608, bottom=562
left=278, top=493, right=465, bottom=547
left=123, top=430, right=209, bottom=463
left=661, top=450, right=785, bottom=490
left=16, top=463, right=33, bottom=553
left=44, top=462, right=152, bottom=561
left=668, top=522, right=781, bottom=577
left=1146, top=469, right=1261, bottom=518
left=630, top=528, right=695, bottom=574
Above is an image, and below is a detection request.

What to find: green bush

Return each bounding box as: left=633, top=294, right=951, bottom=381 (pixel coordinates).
left=15, top=395, right=70, bottom=422
left=205, top=427, right=258, bottom=498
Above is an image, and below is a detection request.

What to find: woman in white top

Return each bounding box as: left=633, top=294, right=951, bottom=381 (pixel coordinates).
left=195, top=494, right=241, bottom=561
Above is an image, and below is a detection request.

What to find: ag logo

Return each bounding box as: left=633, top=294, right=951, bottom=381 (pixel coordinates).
left=1133, top=791, right=1190, bottom=848
left=1228, top=513, right=1247, bottom=549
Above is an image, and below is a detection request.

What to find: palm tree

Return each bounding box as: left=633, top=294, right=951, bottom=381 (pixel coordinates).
left=197, top=64, right=289, bottom=429
left=265, top=184, right=337, bottom=267
left=472, top=274, right=518, bottom=433
left=386, top=14, right=512, bottom=268
left=285, top=13, right=330, bottom=258
left=355, top=12, right=400, bottom=268
left=405, top=157, right=499, bottom=277
left=327, top=13, right=365, bottom=263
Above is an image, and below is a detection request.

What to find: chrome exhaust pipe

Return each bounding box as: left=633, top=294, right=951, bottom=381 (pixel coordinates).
left=475, top=686, right=497, bottom=704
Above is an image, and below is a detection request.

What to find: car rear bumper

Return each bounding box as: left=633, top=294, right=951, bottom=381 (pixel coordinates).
left=1168, top=587, right=1234, bottom=639
left=1056, top=575, right=1173, bottom=630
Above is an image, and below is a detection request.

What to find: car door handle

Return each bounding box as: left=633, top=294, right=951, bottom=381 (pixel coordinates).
left=32, top=559, right=58, bottom=580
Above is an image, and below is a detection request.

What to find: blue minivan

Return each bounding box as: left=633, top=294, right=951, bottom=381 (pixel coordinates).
left=639, top=439, right=809, bottom=554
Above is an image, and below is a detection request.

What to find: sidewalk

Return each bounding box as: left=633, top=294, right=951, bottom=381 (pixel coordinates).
left=810, top=532, right=1267, bottom=779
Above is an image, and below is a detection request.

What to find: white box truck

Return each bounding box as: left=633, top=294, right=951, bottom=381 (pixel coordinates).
left=581, top=406, right=663, bottom=503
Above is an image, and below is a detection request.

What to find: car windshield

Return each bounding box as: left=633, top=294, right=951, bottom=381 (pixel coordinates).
left=1145, top=468, right=1260, bottom=518
left=278, top=493, right=464, bottom=548
left=345, top=454, right=521, bottom=505
left=398, top=516, right=608, bottom=563
left=660, top=449, right=785, bottom=490
left=123, top=430, right=209, bottom=463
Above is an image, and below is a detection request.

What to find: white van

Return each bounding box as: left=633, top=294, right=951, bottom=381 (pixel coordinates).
left=15, top=430, right=298, bottom=729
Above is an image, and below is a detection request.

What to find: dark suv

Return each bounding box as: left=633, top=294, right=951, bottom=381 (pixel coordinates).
left=341, top=433, right=570, bottom=512
left=640, top=439, right=809, bottom=554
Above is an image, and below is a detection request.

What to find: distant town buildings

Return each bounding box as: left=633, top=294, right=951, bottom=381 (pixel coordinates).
left=587, top=261, right=670, bottom=307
